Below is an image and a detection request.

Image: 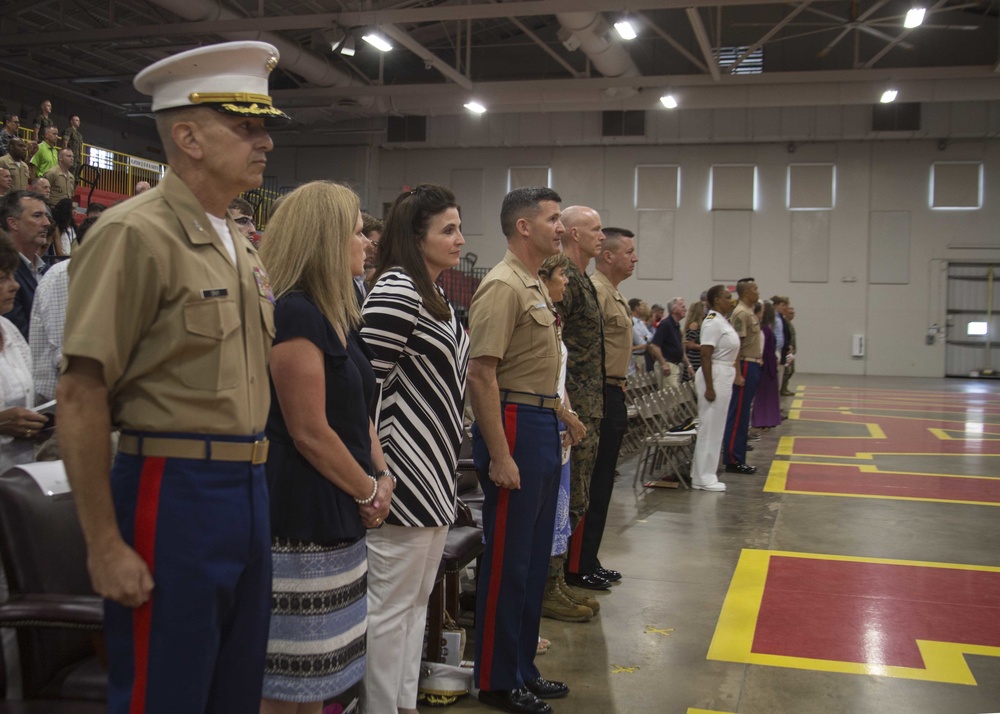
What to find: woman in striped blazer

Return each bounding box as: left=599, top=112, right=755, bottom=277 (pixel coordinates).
left=360, top=185, right=470, bottom=714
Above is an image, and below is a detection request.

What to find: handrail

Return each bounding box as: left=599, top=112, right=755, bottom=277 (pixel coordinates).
left=13, top=125, right=282, bottom=228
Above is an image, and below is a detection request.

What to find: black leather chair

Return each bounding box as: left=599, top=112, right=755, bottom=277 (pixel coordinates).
left=0, top=464, right=106, bottom=707
left=424, top=460, right=484, bottom=663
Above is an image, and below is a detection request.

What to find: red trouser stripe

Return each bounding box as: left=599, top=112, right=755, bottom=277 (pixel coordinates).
left=480, top=405, right=518, bottom=691
left=567, top=514, right=586, bottom=574
left=727, top=362, right=750, bottom=461
left=129, top=457, right=166, bottom=714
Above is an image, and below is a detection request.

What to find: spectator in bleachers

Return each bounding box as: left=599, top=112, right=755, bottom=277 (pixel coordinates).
left=31, top=100, right=54, bottom=143
left=0, top=138, right=31, bottom=191
left=28, top=177, right=51, bottom=203
left=30, top=216, right=88, bottom=402
left=0, top=168, right=11, bottom=198
left=61, top=115, right=84, bottom=170
left=74, top=216, right=99, bottom=244
left=0, top=233, right=47, bottom=474
left=30, top=125, right=60, bottom=178
left=227, top=196, right=258, bottom=247
left=0, top=115, right=19, bottom=156
left=1, top=191, right=49, bottom=339
left=51, top=198, right=76, bottom=257
left=44, top=149, right=75, bottom=207
left=360, top=184, right=471, bottom=714
left=134, top=180, right=151, bottom=194
left=85, top=202, right=106, bottom=218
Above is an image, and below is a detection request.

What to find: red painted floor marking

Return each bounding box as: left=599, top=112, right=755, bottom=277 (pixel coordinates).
left=783, top=462, right=1000, bottom=503
left=752, top=557, right=1000, bottom=668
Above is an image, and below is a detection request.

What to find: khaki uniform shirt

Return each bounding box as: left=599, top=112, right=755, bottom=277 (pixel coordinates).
left=730, top=301, right=762, bottom=361
left=44, top=167, right=74, bottom=206
left=0, top=155, right=31, bottom=191
left=556, top=261, right=605, bottom=419
left=468, top=249, right=560, bottom=397
left=591, top=270, right=632, bottom=379
left=62, top=169, right=274, bottom=434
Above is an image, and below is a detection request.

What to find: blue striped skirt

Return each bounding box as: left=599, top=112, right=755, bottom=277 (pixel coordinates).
left=262, top=537, right=368, bottom=702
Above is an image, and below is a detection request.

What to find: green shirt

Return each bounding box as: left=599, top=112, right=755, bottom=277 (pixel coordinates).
left=30, top=142, right=59, bottom=177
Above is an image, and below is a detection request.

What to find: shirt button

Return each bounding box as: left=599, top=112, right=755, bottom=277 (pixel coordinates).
left=250, top=377, right=255, bottom=384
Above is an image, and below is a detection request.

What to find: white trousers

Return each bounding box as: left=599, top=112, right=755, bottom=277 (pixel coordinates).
left=362, top=524, right=449, bottom=712
left=691, top=364, right=736, bottom=487
left=663, top=362, right=683, bottom=391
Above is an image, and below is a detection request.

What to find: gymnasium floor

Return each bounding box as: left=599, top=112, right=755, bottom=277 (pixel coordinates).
left=429, top=375, right=1000, bottom=714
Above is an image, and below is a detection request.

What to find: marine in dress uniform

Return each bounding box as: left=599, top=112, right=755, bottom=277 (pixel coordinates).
left=690, top=286, right=741, bottom=491
left=579, top=228, right=636, bottom=583
left=468, top=187, right=573, bottom=714
left=57, top=41, right=289, bottom=714
left=721, top=278, right=762, bottom=474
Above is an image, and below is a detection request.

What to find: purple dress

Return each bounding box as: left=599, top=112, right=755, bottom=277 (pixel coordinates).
left=751, top=325, right=782, bottom=428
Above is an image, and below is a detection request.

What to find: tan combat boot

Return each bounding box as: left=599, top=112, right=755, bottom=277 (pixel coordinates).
left=541, top=577, right=593, bottom=622
left=557, top=572, right=601, bottom=614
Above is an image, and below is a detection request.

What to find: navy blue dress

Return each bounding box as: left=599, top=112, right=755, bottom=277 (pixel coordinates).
left=265, top=291, right=376, bottom=545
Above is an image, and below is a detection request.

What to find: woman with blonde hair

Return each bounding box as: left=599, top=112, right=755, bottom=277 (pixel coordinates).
left=259, top=181, right=393, bottom=714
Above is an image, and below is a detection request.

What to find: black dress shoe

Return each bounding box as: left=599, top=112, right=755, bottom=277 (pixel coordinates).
left=565, top=572, right=611, bottom=590
left=525, top=676, right=570, bottom=699
left=725, top=463, right=758, bottom=475
left=479, top=688, right=551, bottom=713
left=596, top=567, right=622, bottom=582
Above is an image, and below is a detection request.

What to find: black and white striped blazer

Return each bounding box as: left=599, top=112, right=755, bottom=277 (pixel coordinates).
left=361, top=268, right=470, bottom=527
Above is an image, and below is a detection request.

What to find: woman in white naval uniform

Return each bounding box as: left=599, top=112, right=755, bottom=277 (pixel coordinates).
left=691, top=285, right=741, bottom=491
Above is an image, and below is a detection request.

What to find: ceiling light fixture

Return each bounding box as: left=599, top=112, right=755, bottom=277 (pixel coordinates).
left=660, top=94, right=678, bottom=109
left=362, top=33, right=393, bottom=52
left=464, top=101, right=487, bottom=114
left=880, top=89, right=898, bottom=103
left=614, top=19, right=638, bottom=40
left=340, top=36, right=356, bottom=56
left=904, top=7, right=926, bottom=28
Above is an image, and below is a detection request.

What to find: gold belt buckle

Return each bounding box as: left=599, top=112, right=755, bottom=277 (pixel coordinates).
left=251, top=439, right=269, bottom=465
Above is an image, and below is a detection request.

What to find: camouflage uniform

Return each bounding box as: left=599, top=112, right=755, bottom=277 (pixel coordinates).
left=62, top=126, right=84, bottom=170
left=549, top=260, right=605, bottom=575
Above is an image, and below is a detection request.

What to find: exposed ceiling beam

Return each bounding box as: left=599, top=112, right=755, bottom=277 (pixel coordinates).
left=802, top=6, right=914, bottom=51
left=635, top=11, right=708, bottom=74
left=817, top=0, right=889, bottom=57
left=862, top=0, right=948, bottom=69
left=686, top=8, right=721, bottom=81
left=271, top=64, right=997, bottom=101
left=380, top=24, right=473, bottom=89
left=508, top=17, right=583, bottom=78
left=0, top=0, right=837, bottom=48
left=728, top=1, right=814, bottom=73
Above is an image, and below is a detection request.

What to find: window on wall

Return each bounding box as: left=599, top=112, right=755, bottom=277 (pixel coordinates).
left=787, top=164, right=836, bottom=210
left=634, top=165, right=680, bottom=210
left=87, top=146, right=114, bottom=171
left=507, top=166, right=552, bottom=193
left=716, top=46, right=763, bottom=75
left=930, top=162, right=983, bottom=210
left=710, top=165, right=757, bottom=210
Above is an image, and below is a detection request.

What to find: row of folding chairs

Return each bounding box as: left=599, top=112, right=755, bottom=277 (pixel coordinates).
left=626, top=379, right=701, bottom=488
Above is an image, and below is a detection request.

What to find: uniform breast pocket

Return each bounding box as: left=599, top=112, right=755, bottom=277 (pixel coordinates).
left=180, top=299, right=242, bottom=390
left=606, top=312, right=631, bottom=341
left=528, top=306, right=557, bottom=359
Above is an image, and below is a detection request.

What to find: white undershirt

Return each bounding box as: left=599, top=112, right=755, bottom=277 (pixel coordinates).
left=206, top=213, right=236, bottom=264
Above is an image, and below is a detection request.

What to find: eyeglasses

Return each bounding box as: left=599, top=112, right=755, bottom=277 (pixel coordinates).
left=234, top=216, right=255, bottom=226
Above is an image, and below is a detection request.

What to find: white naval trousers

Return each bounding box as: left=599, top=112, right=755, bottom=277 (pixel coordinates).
left=691, top=363, right=736, bottom=487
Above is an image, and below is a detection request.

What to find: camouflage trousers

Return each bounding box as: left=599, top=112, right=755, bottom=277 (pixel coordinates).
left=549, top=415, right=601, bottom=578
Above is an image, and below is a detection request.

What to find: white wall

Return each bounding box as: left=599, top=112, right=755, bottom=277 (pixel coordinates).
left=364, top=139, right=1000, bottom=378
left=264, top=102, right=1000, bottom=378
